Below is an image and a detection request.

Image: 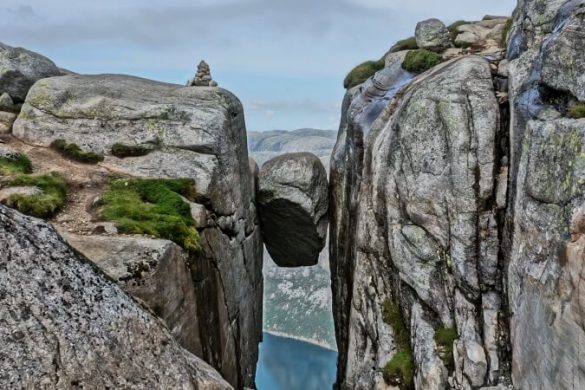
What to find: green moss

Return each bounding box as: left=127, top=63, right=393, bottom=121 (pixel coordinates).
left=51, top=139, right=104, bottom=164
left=383, top=350, right=415, bottom=389
left=502, top=19, right=513, bottom=44
left=402, top=49, right=443, bottom=73
left=568, top=102, right=585, bottom=119
left=100, top=178, right=201, bottom=252
left=344, top=58, right=386, bottom=89
left=447, top=20, right=468, bottom=42
left=382, top=299, right=414, bottom=389
left=390, top=37, right=419, bottom=53
left=111, top=143, right=154, bottom=158
left=435, top=327, right=458, bottom=370
left=0, top=154, right=32, bottom=175
left=6, top=173, right=68, bottom=219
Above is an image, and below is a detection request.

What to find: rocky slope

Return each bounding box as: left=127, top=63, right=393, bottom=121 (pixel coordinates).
left=0, top=204, right=231, bottom=389
left=331, top=2, right=585, bottom=389
left=1, top=56, right=262, bottom=389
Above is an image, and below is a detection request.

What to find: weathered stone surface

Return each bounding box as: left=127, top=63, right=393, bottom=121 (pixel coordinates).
left=454, top=18, right=509, bottom=47
left=0, top=43, right=61, bottom=102
left=0, top=205, right=232, bottom=389
left=331, top=56, right=507, bottom=389
left=258, top=152, right=328, bottom=267
left=415, top=18, right=451, bottom=50
left=12, top=73, right=262, bottom=389
left=540, top=8, right=585, bottom=100
left=62, top=234, right=204, bottom=357
left=0, top=111, right=17, bottom=133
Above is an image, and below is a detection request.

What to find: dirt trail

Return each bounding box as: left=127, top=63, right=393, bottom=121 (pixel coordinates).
left=1, top=135, right=118, bottom=235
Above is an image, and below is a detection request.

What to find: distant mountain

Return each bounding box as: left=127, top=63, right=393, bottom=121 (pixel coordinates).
left=248, top=128, right=337, bottom=168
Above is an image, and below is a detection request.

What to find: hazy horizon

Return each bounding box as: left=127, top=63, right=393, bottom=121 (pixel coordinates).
left=0, top=0, right=516, bottom=131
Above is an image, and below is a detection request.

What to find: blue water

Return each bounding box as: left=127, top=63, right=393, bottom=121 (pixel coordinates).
left=256, top=332, right=337, bottom=390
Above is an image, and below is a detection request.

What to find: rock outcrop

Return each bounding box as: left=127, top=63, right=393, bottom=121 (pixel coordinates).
left=0, top=205, right=231, bottom=389
left=258, top=152, right=328, bottom=267
left=0, top=43, right=61, bottom=102
left=11, top=74, right=262, bottom=389
left=415, top=19, right=451, bottom=50
left=332, top=1, right=585, bottom=389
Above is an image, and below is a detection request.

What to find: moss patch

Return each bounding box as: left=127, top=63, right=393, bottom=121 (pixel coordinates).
left=5, top=173, right=68, bottom=219
left=51, top=139, right=104, bottom=164
left=568, top=102, right=585, bottom=119
left=100, top=178, right=201, bottom=252
left=390, top=37, right=419, bottom=53
left=382, top=299, right=414, bottom=389
left=111, top=143, right=154, bottom=158
left=402, top=49, right=443, bottom=73
left=0, top=154, right=32, bottom=175
left=344, top=58, right=386, bottom=89
left=434, top=327, right=458, bottom=370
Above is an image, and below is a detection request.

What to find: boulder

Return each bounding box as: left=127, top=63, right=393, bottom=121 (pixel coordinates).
left=415, top=19, right=451, bottom=50
left=0, top=44, right=61, bottom=102
left=0, top=205, right=232, bottom=389
left=12, top=73, right=263, bottom=388
left=258, top=152, right=328, bottom=267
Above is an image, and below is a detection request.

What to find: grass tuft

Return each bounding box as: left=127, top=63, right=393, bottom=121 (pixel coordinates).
left=5, top=173, right=68, bottom=219
left=100, top=178, right=201, bottom=252
left=390, top=37, right=419, bottom=53
left=402, top=49, right=443, bottom=73
left=382, top=299, right=414, bottom=389
left=51, top=139, right=104, bottom=164
left=0, top=154, right=32, bottom=175
left=344, top=58, right=386, bottom=89
left=568, top=102, right=585, bottom=119
left=434, top=327, right=458, bottom=370
left=111, top=143, right=154, bottom=158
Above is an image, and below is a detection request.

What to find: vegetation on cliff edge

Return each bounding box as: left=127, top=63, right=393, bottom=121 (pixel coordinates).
left=434, top=327, right=458, bottom=370
left=382, top=299, right=414, bottom=389
left=344, top=58, right=386, bottom=89
left=390, top=37, right=419, bottom=53
left=51, top=139, right=104, bottom=164
left=568, top=102, right=585, bottom=119
left=0, top=154, right=32, bottom=175
left=5, top=173, right=68, bottom=219
left=402, top=49, right=443, bottom=73
left=100, top=178, right=201, bottom=252
left=111, top=143, right=154, bottom=158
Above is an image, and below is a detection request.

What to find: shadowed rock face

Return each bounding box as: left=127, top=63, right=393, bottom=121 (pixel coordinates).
left=0, top=205, right=232, bottom=390
left=258, top=152, right=328, bottom=267
left=0, top=43, right=61, bottom=102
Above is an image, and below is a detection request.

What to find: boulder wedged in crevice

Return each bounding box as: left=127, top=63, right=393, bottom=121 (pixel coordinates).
left=258, top=152, right=328, bottom=267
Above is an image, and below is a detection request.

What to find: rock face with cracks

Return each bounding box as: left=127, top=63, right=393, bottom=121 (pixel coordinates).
left=258, top=152, right=328, bottom=267
left=0, top=205, right=232, bottom=390
left=11, top=73, right=263, bottom=389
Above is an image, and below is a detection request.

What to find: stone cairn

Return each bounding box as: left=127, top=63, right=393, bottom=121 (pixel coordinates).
left=188, top=60, right=218, bottom=87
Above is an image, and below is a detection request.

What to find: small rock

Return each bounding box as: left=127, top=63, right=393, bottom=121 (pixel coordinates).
left=0, top=111, right=17, bottom=134
left=415, top=18, right=451, bottom=50
left=0, top=186, right=43, bottom=203
left=93, top=222, right=118, bottom=235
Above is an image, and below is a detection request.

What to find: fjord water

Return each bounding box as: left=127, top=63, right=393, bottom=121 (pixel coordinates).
left=256, top=332, right=337, bottom=390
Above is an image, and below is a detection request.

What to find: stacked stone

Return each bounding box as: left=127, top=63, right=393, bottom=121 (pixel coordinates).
left=188, top=60, right=218, bottom=87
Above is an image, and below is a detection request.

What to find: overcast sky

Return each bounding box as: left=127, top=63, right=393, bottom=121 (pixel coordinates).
left=0, top=0, right=516, bottom=131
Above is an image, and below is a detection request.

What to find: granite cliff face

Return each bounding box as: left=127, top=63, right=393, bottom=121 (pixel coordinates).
left=0, top=205, right=231, bottom=389
left=331, top=1, right=585, bottom=389
left=1, top=64, right=262, bottom=388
